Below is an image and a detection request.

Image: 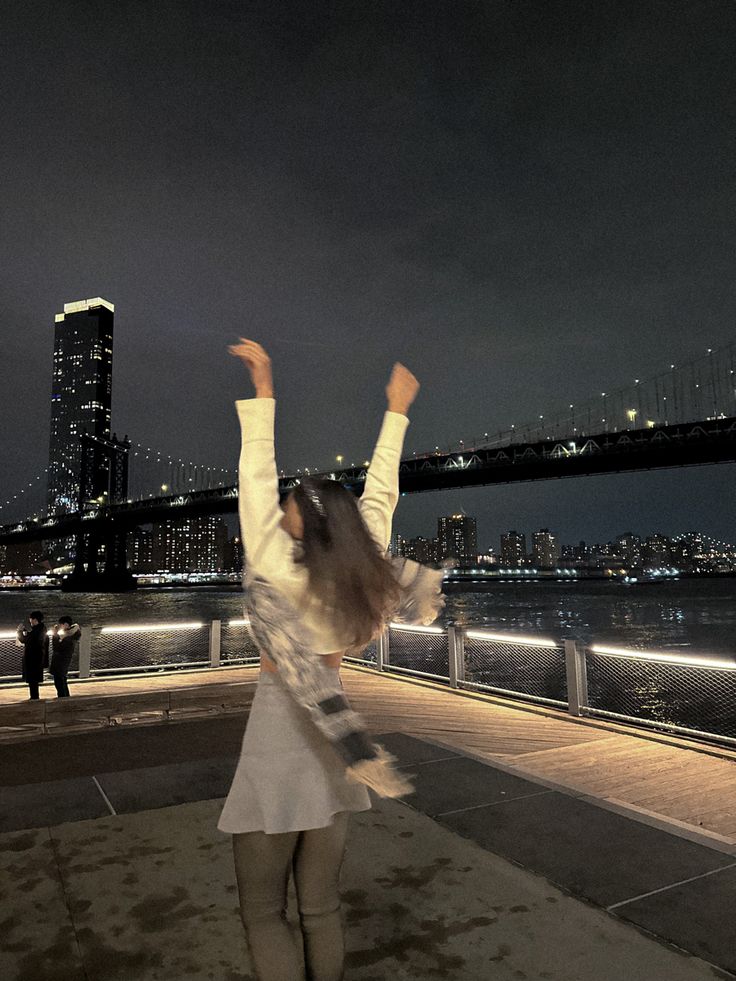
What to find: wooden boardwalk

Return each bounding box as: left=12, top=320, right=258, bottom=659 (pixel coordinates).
left=1, top=663, right=734, bottom=842
left=341, top=667, right=736, bottom=842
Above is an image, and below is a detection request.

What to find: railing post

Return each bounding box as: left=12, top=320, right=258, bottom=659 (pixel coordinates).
left=448, top=625, right=465, bottom=689
left=209, top=619, right=221, bottom=668
left=79, top=625, right=92, bottom=679
left=564, top=639, right=588, bottom=717
left=377, top=626, right=390, bottom=671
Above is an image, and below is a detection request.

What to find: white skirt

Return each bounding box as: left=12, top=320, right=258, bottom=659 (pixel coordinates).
left=218, top=669, right=372, bottom=835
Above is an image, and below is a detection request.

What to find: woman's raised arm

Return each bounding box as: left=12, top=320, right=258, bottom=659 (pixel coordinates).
left=228, top=340, right=295, bottom=582
left=359, top=363, right=420, bottom=551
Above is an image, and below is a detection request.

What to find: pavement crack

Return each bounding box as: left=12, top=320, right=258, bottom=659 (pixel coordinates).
left=48, top=826, right=92, bottom=981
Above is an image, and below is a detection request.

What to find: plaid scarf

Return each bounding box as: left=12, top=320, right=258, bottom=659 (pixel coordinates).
left=245, top=557, right=444, bottom=799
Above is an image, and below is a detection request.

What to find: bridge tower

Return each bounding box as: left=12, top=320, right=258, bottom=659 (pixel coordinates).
left=64, top=432, right=136, bottom=591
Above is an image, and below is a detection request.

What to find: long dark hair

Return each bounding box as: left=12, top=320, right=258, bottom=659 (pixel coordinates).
left=292, top=478, right=400, bottom=648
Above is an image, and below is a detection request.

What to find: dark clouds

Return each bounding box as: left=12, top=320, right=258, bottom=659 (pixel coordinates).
left=1, top=0, right=735, bottom=545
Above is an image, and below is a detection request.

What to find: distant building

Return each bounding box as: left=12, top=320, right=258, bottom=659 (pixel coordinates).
left=642, top=534, right=672, bottom=569
left=1, top=541, right=49, bottom=576
left=390, top=533, right=406, bottom=558
left=615, top=532, right=642, bottom=567
left=47, top=298, right=115, bottom=515
left=476, top=550, right=497, bottom=567
left=671, top=533, right=709, bottom=572
left=225, top=534, right=244, bottom=572
left=588, top=542, right=616, bottom=569
left=438, top=514, right=477, bottom=564
left=572, top=541, right=590, bottom=562
left=500, top=530, right=526, bottom=568
left=127, top=527, right=154, bottom=573
left=152, top=516, right=228, bottom=573
left=402, top=536, right=439, bottom=564
left=560, top=541, right=590, bottom=569
left=531, top=529, right=560, bottom=569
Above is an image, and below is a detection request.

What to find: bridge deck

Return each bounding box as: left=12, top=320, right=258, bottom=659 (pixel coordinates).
left=1, top=663, right=734, bottom=843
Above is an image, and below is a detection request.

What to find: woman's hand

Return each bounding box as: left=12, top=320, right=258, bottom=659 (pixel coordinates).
left=385, top=362, right=420, bottom=415
left=228, top=338, right=274, bottom=398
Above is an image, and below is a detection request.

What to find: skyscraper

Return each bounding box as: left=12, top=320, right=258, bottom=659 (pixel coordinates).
left=47, top=298, right=115, bottom=514
left=152, top=516, right=228, bottom=573
left=127, top=527, right=154, bottom=573
left=500, top=530, right=527, bottom=567
left=437, top=514, right=477, bottom=564
left=531, top=528, right=560, bottom=569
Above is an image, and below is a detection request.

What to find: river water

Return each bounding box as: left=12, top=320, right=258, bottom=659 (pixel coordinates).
left=2, top=578, right=736, bottom=657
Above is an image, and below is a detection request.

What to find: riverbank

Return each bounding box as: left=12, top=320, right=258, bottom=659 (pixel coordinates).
left=4, top=569, right=736, bottom=592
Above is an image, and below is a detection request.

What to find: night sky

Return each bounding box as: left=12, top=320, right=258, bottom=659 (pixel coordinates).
left=2, top=0, right=735, bottom=549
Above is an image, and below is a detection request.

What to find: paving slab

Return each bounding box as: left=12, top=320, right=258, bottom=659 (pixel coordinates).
left=376, top=730, right=460, bottom=765
left=617, top=864, right=736, bottom=975
left=403, top=754, right=550, bottom=816
left=1, top=796, right=729, bottom=981
left=96, top=757, right=238, bottom=813
left=438, top=789, right=735, bottom=908
left=0, top=715, right=247, bottom=786
left=0, top=777, right=109, bottom=833
left=0, top=827, right=86, bottom=981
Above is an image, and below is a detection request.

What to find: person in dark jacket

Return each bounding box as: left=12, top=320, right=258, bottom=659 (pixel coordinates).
left=50, top=616, right=80, bottom=698
left=16, top=611, right=49, bottom=700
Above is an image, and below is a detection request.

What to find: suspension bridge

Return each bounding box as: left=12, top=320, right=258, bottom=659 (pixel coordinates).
left=1, top=342, right=736, bottom=585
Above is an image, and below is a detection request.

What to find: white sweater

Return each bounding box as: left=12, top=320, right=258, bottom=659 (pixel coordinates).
left=236, top=398, right=409, bottom=654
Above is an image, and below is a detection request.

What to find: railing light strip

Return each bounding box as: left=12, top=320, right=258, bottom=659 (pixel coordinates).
left=389, top=623, right=445, bottom=634
left=591, top=644, right=736, bottom=670
left=465, top=629, right=559, bottom=649
left=0, top=629, right=55, bottom=638
left=100, top=622, right=205, bottom=634
left=228, top=619, right=250, bottom=626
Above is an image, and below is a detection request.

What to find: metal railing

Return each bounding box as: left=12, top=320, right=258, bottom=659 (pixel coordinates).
left=0, top=619, right=260, bottom=683
left=2, top=621, right=734, bottom=747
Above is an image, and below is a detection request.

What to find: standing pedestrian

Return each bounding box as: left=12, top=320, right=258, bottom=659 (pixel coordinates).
left=50, top=616, right=81, bottom=698
left=16, top=611, right=49, bottom=700
left=221, top=339, right=440, bottom=981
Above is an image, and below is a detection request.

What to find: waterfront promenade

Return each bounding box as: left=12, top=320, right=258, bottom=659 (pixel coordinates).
left=1, top=665, right=734, bottom=979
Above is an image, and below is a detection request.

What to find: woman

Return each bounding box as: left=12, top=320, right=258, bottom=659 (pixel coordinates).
left=220, top=339, right=420, bottom=981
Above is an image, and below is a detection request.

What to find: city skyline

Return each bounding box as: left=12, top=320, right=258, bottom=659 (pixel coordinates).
left=395, top=516, right=736, bottom=561
left=2, top=2, right=736, bottom=550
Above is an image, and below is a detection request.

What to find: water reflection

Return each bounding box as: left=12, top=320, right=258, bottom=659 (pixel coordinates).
left=444, top=579, right=736, bottom=657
